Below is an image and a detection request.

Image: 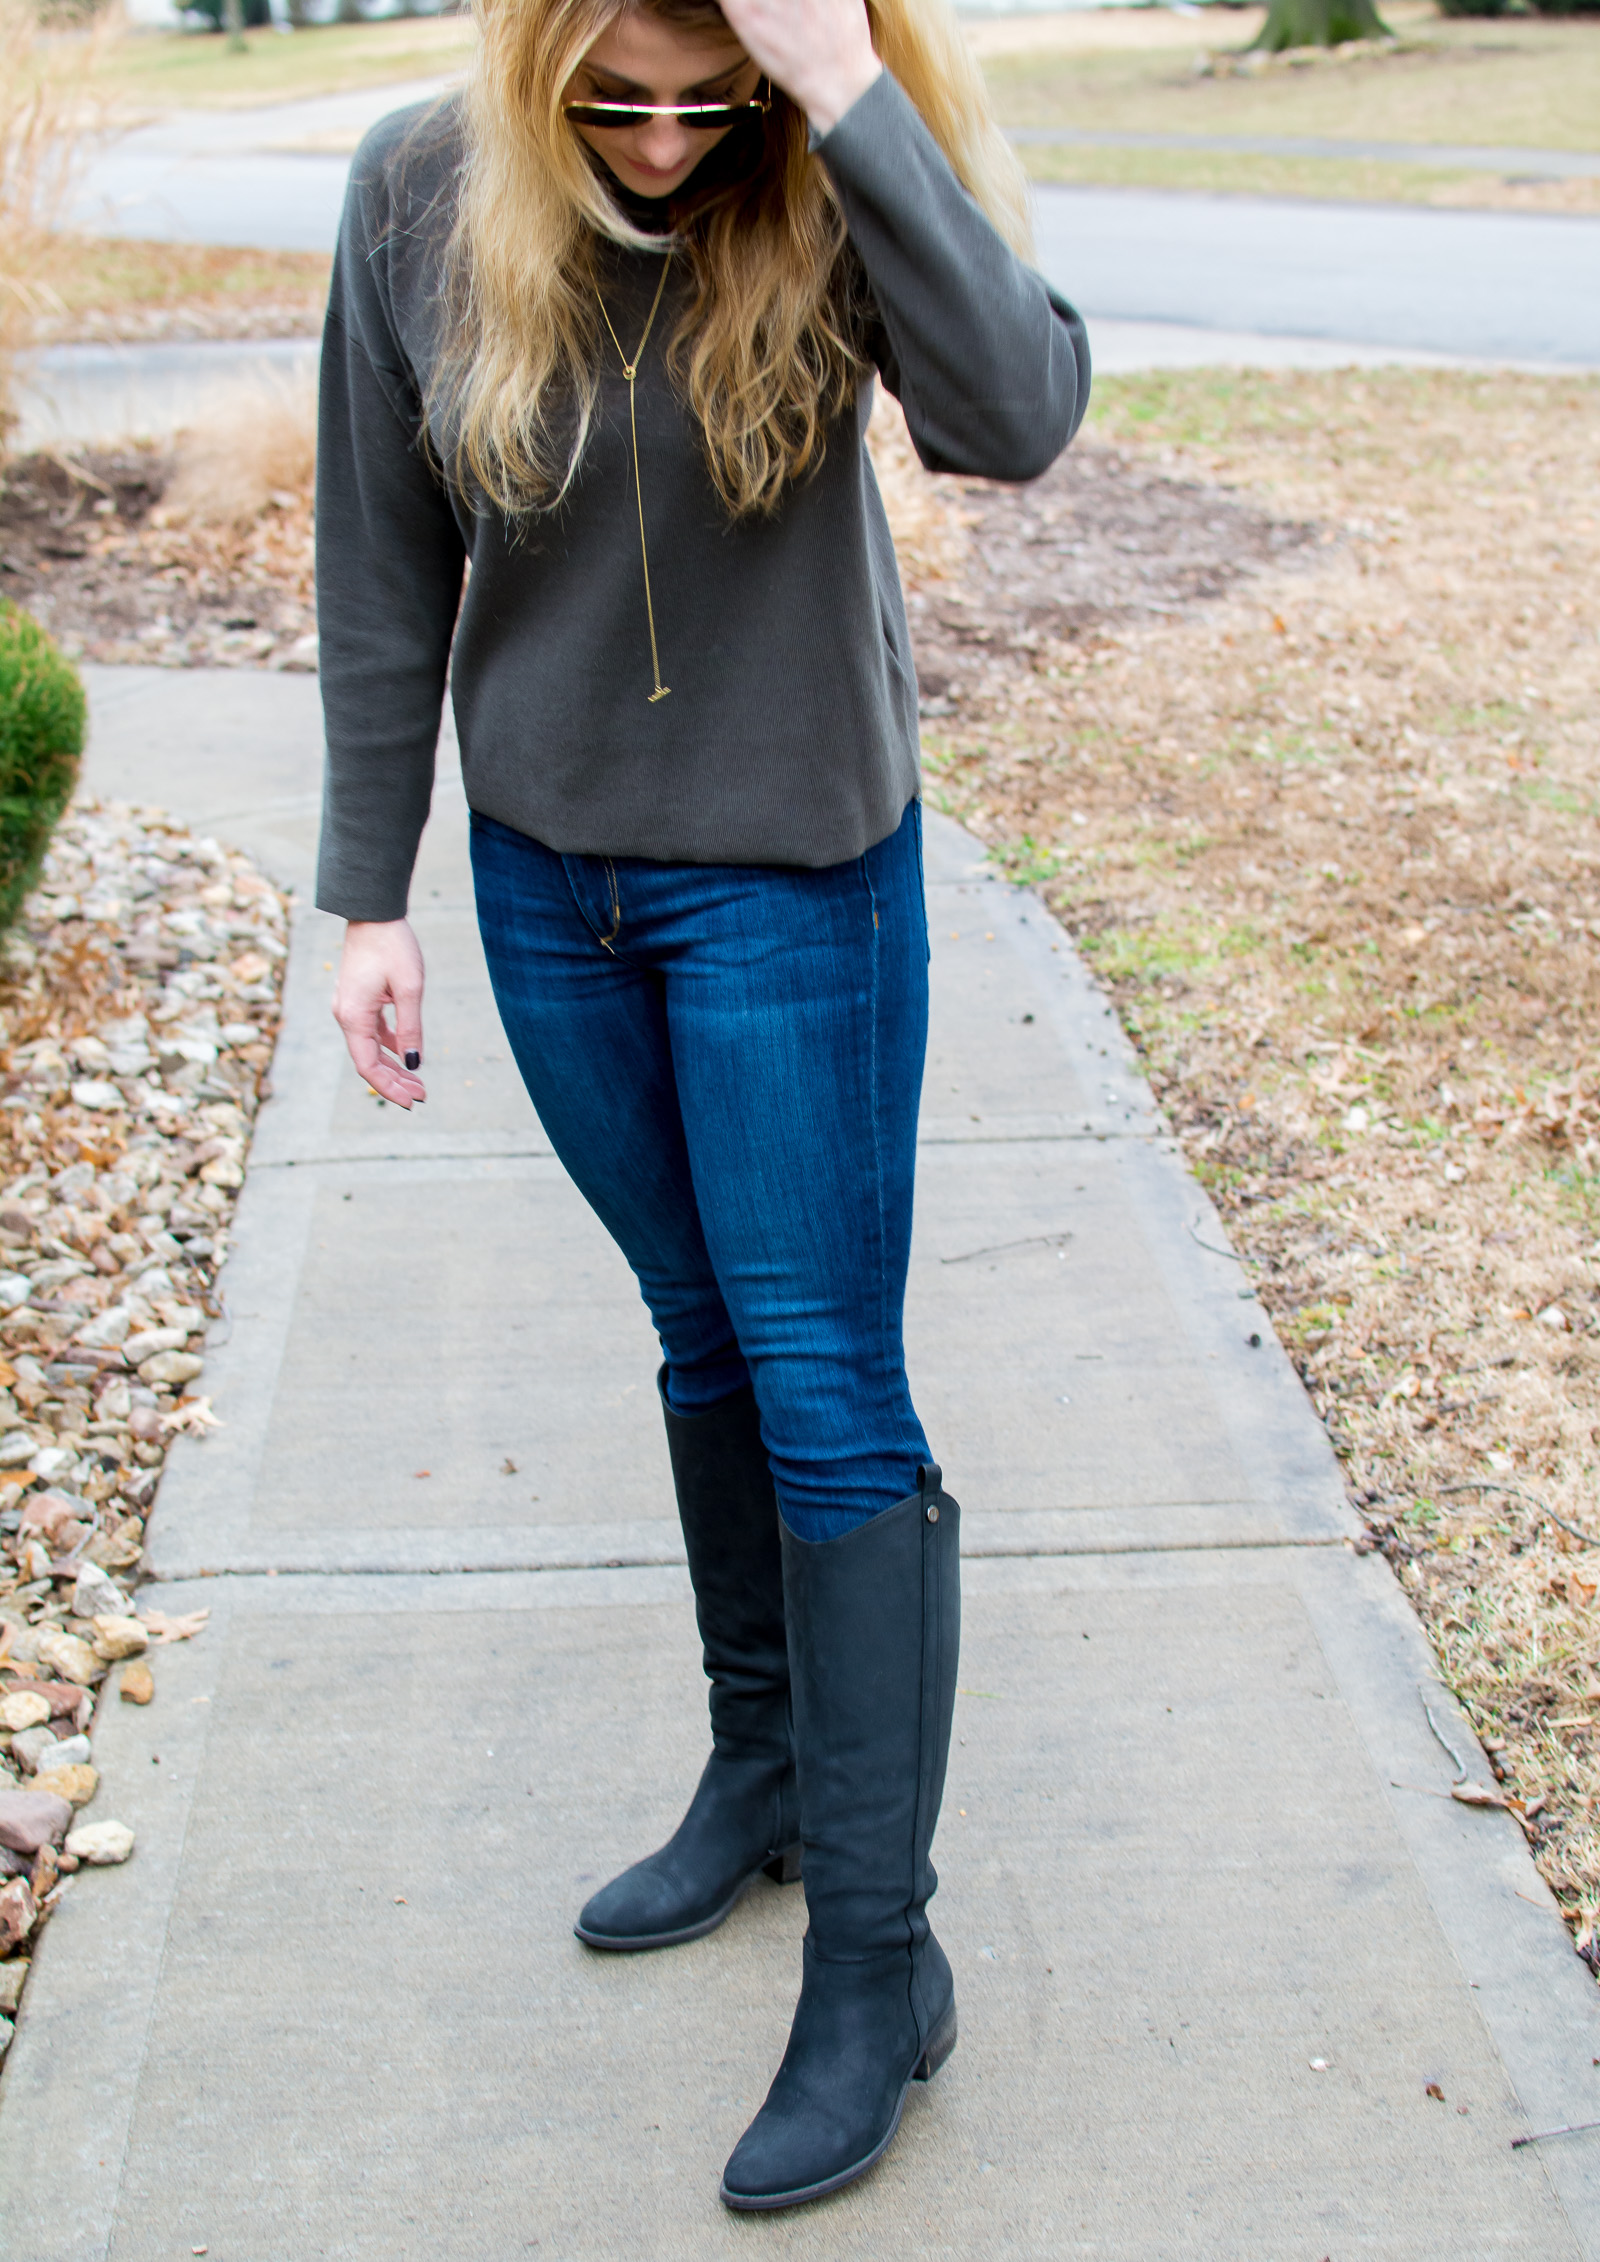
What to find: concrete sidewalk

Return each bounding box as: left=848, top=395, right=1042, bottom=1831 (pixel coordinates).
left=3, top=665, right=1600, bottom=2257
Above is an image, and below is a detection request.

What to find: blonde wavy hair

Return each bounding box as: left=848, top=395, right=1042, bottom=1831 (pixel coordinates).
left=430, top=0, right=1030, bottom=518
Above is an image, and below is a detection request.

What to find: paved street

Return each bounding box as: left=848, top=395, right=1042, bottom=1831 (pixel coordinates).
left=0, top=667, right=1598, bottom=2256
left=65, top=81, right=1600, bottom=365
left=1030, top=185, right=1600, bottom=366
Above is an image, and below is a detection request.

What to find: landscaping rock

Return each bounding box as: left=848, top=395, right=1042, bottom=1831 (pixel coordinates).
left=64, top=1818, right=133, bottom=1866
left=33, top=1764, right=96, bottom=1807
left=122, top=1327, right=188, bottom=1364
left=139, top=1350, right=206, bottom=1389
left=0, top=804, right=278, bottom=2090
left=0, top=1792, right=71, bottom=1853
left=70, top=1564, right=124, bottom=1622
left=8, top=1728, right=58, bottom=1775
left=0, top=1877, right=36, bottom=1949
left=93, top=1615, right=149, bottom=1660
left=35, top=1632, right=98, bottom=1686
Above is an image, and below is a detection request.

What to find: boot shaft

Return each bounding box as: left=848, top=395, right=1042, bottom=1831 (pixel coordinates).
left=780, top=1466, right=961, bottom=1964
left=660, top=1372, right=792, bottom=1762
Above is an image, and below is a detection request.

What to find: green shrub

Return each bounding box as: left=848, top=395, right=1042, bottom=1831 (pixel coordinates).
left=0, top=603, right=84, bottom=938
left=1435, top=0, right=1508, bottom=16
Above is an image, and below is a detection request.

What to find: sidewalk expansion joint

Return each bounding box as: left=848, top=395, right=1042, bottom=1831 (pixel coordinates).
left=254, top=1144, right=554, bottom=1170
left=143, top=1532, right=1354, bottom=1582
left=249, top=1124, right=1166, bottom=1172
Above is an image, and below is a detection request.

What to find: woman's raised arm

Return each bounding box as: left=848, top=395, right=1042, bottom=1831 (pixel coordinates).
left=721, top=3, right=1089, bottom=486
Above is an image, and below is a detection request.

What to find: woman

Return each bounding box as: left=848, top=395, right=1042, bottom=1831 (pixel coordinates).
left=318, top=0, right=1086, bottom=2210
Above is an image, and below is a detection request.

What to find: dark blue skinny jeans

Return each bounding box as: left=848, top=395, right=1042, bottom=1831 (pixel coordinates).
left=469, top=799, right=932, bottom=1541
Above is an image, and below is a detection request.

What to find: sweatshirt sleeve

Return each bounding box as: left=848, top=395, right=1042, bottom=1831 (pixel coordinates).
left=314, top=128, right=468, bottom=923
left=815, top=70, right=1089, bottom=483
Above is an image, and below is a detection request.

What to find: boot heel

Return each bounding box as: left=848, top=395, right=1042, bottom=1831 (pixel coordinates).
left=912, top=2000, right=957, bottom=2083
left=763, top=1844, right=803, bottom=1885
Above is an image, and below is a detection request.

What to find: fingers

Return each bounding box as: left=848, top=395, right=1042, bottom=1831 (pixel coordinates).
left=344, top=1023, right=425, bottom=1110
left=716, top=0, right=878, bottom=129
left=388, top=978, right=424, bottom=1073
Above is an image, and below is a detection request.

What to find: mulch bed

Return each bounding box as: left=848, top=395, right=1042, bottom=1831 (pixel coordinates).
left=1, top=446, right=314, bottom=671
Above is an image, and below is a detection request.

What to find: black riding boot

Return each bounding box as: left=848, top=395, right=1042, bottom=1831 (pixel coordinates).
left=720, top=1464, right=961, bottom=2209
left=575, top=1375, right=801, bottom=1951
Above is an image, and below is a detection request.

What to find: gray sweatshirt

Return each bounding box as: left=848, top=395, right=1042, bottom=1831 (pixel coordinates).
left=314, top=70, right=1089, bottom=921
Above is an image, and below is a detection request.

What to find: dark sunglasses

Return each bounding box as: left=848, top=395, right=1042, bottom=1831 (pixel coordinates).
left=563, top=78, right=771, bottom=131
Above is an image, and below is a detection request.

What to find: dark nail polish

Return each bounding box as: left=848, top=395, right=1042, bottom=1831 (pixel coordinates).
left=404, top=1051, right=420, bottom=1070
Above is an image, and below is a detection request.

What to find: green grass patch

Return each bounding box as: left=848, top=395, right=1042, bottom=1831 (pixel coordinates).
left=1515, top=775, right=1600, bottom=820
left=1080, top=916, right=1264, bottom=989
left=988, top=836, right=1064, bottom=887
left=1014, top=141, right=1558, bottom=211
left=983, top=17, right=1600, bottom=154
left=98, top=15, right=474, bottom=112
left=45, top=236, right=330, bottom=321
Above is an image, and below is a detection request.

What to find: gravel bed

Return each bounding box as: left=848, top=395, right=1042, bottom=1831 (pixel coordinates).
left=0, top=801, right=288, bottom=2061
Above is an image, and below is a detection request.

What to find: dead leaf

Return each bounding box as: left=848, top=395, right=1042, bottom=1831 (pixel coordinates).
left=136, top=1607, right=210, bottom=1644
left=159, top=1396, right=224, bottom=1438
left=1451, top=1782, right=1509, bottom=1809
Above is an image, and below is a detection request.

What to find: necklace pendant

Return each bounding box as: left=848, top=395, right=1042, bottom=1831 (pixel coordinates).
left=648, top=685, right=672, bottom=704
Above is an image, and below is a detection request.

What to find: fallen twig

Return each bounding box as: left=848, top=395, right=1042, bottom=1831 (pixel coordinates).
left=1512, top=2117, right=1600, bottom=2151
left=1438, top=1480, right=1600, bottom=1550
left=1420, top=1686, right=1469, bottom=1783
left=1187, top=1217, right=1257, bottom=1265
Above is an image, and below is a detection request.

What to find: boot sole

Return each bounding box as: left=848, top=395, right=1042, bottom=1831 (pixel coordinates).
left=574, top=1844, right=802, bottom=1953
left=718, top=1999, right=958, bottom=2212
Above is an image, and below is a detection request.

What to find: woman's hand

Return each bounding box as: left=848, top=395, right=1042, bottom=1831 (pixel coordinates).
left=716, top=0, right=881, bottom=137
left=333, top=918, right=427, bottom=1109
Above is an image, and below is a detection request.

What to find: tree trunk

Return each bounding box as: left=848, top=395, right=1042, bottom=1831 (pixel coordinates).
left=222, top=0, right=248, bottom=50
left=1251, top=0, right=1390, bottom=49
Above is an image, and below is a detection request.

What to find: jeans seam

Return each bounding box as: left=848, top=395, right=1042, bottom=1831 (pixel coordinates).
left=860, top=846, right=904, bottom=1496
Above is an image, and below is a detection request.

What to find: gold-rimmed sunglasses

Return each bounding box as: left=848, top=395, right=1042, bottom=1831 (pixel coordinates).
left=562, top=78, right=771, bottom=130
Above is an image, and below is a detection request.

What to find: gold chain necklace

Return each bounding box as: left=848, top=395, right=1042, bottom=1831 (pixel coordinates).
left=596, top=253, right=673, bottom=705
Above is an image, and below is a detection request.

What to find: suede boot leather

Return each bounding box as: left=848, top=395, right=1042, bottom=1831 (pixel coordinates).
left=576, top=1376, right=800, bottom=1951
left=720, top=1466, right=961, bottom=2210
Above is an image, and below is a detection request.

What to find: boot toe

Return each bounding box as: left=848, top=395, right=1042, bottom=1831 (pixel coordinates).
left=719, top=1956, right=952, bottom=2209
left=574, top=1863, right=675, bottom=1948
left=720, top=2087, right=892, bottom=2210
left=575, top=1856, right=723, bottom=1949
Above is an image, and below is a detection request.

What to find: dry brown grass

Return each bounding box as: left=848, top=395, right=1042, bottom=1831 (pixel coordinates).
left=29, top=237, right=330, bottom=347
left=0, top=0, right=109, bottom=453
left=891, top=366, right=1600, bottom=1961
left=161, top=369, right=316, bottom=529
left=867, top=389, right=970, bottom=589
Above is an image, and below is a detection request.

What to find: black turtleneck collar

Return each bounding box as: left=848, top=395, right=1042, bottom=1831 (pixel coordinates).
left=589, top=112, right=770, bottom=238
